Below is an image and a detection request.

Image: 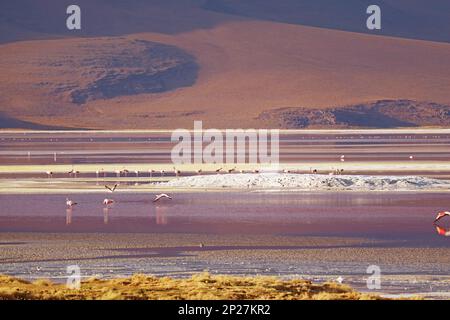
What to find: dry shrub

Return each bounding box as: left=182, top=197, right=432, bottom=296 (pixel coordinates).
left=0, top=273, right=393, bottom=300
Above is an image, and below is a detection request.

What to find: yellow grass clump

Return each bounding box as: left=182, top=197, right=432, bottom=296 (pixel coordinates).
left=0, top=273, right=388, bottom=300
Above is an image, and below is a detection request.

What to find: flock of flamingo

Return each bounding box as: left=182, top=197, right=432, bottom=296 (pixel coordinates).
left=63, top=184, right=450, bottom=227
left=49, top=165, right=349, bottom=180
left=66, top=182, right=173, bottom=210
left=49, top=151, right=447, bottom=226
left=50, top=166, right=265, bottom=179
left=45, top=152, right=420, bottom=179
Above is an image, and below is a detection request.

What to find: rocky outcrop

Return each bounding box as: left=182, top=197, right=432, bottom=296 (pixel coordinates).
left=66, top=40, right=199, bottom=104
left=257, top=100, right=450, bottom=128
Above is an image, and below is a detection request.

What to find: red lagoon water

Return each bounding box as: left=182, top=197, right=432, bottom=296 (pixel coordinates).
left=0, top=192, right=449, bottom=246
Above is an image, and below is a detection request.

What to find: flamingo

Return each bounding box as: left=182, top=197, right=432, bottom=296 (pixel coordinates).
left=153, top=193, right=172, bottom=202
left=134, top=170, right=139, bottom=177
left=103, top=198, right=115, bottom=206
left=173, top=167, right=181, bottom=177
left=434, top=211, right=450, bottom=223
left=105, top=184, right=118, bottom=192
left=66, top=198, right=77, bottom=208
left=68, top=168, right=80, bottom=178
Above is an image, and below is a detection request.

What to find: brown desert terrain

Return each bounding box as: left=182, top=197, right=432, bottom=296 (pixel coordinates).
left=0, top=1, right=449, bottom=129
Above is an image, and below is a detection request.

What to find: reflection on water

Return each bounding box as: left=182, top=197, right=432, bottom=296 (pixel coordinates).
left=435, top=224, right=450, bottom=237
left=103, top=207, right=109, bottom=225
left=155, top=206, right=168, bottom=225
left=0, top=192, right=449, bottom=246
left=66, top=208, right=72, bottom=225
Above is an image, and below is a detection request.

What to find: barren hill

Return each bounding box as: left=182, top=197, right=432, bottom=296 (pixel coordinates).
left=0, top=1, right=449, bottom=129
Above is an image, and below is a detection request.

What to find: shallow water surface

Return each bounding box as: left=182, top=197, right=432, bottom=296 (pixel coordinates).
left=1, top=191, right=450, bottom=296
left=0, top=192, right=449, bottom=244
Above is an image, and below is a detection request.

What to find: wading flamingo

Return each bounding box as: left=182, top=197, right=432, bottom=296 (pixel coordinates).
left=66, top=198, right=77, bottom=208
left=103, top=198, right=115, bottom=206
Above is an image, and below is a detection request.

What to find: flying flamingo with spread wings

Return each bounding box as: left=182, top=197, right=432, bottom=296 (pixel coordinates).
left=434, top=211, right=450, bottom=223
left=105, top=184, right=119, bottom=192
left=153, top=194, right=172, bottom=202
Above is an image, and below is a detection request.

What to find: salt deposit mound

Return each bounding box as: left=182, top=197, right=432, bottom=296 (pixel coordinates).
left=164, top=174, right=450, bottom=191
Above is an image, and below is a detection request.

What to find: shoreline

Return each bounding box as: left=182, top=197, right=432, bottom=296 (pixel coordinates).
left=1, top=128, right=450, bottom=134
left=1, top=173, right=449, bottom=194
left=2, top=161, right=450, bottom=173
left=1, top=231, right=448, bottom=299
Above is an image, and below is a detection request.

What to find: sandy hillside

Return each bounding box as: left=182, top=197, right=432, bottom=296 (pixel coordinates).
left=0, top=1, right=450, bottom=129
